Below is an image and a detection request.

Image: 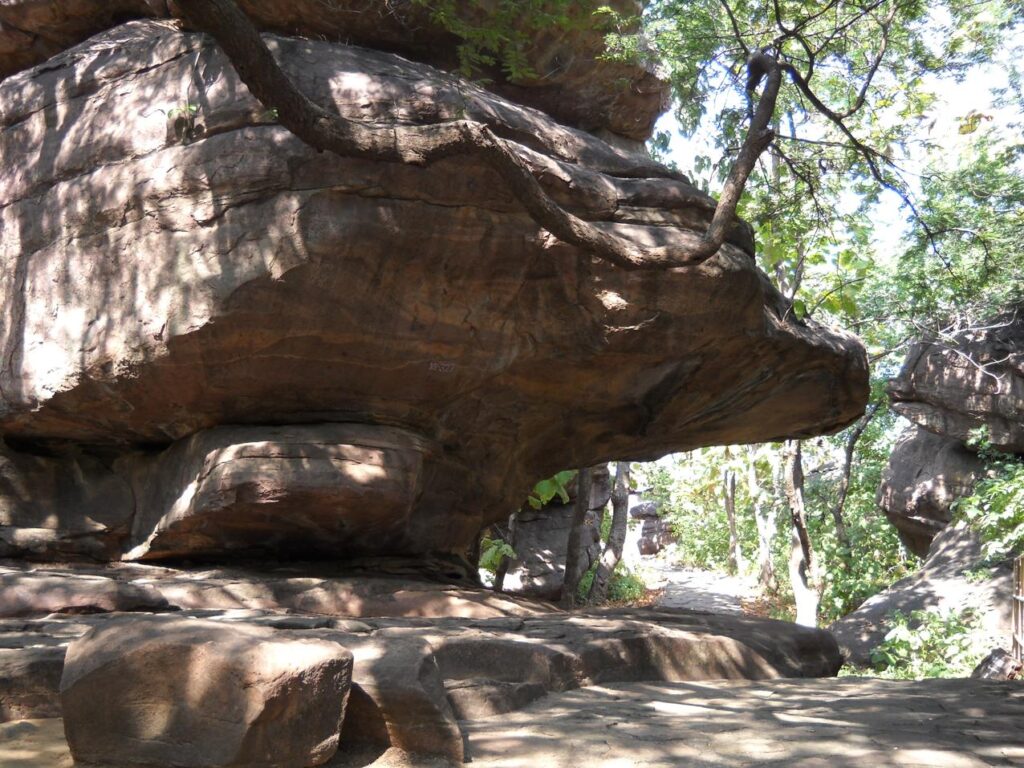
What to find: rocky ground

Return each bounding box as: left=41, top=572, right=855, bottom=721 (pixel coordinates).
left=5, top=677, right=1023, bottom=767
left=1, top=558, right=1022, bottom=766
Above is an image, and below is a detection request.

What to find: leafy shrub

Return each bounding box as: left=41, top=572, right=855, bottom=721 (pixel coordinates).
left=954, top=440, right=1024, bottom=560
left=478, top=536, right=515, bottom=574
left=576, top=562, right=647, bottom=604
left=607, top=566, right=647, bottom=603
left=526, top=470, right=575, bottom=510
left=866, top=608, right=988, bottom=679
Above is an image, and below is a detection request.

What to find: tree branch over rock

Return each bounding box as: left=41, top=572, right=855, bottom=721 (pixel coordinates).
left=176, top=0, right=782, bottom=271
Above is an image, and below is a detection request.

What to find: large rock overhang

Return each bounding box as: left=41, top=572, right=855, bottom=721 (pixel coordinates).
left=0, top=22, right=868, bottom=560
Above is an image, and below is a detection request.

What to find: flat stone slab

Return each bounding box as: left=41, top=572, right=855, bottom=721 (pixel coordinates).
left=4, top=677, right=1024, bottom=767
left=0, top=560, right=552, bottom=620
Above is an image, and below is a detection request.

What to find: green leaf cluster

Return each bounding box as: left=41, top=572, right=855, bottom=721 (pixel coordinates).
left=410, top=0, right=600, bottom=80
left=526, top=469, right=576, bottom=510
left=479, top=536, right=516, bottom=574
left=863, top=608, right=989, bottom=679
left=954, top=444, right=1024, bottom=560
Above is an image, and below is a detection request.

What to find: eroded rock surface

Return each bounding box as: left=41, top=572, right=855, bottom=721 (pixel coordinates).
left=61, top=615, right=354, bottom=767
left=878, top=308, right=1022, bottom=552
left=0, top=560, right=553, bottom=619
left=0, top=21, right=867, bottom=565
left=876, top=425, right=986, bottom=556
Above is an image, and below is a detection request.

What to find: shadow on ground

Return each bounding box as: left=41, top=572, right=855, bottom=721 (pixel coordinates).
left=463, top=677, right=1024, bottom=767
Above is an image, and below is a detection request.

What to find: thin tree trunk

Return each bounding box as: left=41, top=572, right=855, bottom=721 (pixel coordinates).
left=177, top=0, right=786, bottom=270
left=783, top=439, right=818, bottom=627
left=587, top=462, right=630, bottom=604
left=747, top=446, right=776, bottom=591
left=724, top=468, right=744, bottom=575
left=831, top=403, right=880, bottom=549
left=561, top=466, right=593, bottom=609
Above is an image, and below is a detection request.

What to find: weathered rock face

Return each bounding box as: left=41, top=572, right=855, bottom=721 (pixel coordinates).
left=499, top=466, right=610, bottom=600
left=829, top=526, right=1012, bottom=666
left=0, top=559, right=554, bottom=620
left=0, top=0, right=666, bottom=142
left=0, top=20, right=867, bottom=565
left=125, top=424, right=430, bottom=561
left=888, top=310, right=1024, bottom=453
left=878, top=309, right=1022, bottom=552
left=60, top=615, right=354, bottom=767
left=876, top=425, right=986, bottom=557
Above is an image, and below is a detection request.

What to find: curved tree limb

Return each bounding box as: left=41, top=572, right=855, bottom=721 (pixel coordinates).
left=177, top=0, right=781, bottom=271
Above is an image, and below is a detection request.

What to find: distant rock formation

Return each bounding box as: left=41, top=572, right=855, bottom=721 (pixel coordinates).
left=876, top=425, right=986, bottom=556
left=888, top=310, right=1024, bottom=454
left=878, top=308, right=1023, bottom=554
left=630, top=499, right=675, bottom=555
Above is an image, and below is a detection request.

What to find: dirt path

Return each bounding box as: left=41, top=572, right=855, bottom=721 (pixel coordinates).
left=635, top=554, right=759, bottom=615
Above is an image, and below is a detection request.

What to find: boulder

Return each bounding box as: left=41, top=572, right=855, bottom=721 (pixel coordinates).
left=500, top=468, right=611, bottom=599
left=0, top=0, right=666, bottom=142
left=124, top=424, right=430, bottom=561
left=829, top=526, right=1012, bottom=666
left=60, top=615, right=353, bottom=767
left=888, top=309, right=1024, bottom=453
left=876, top=425, right=986, bottom=556
left=638, top=516, right=675, bottom=555
left=0, top=21, right=867, bottom=566
left=2, top=588, right=842, bottom=761
left=629, top=500, right=660, bottom=519
left=971, top=648, right=1022, bottom=680
left=338, top=634, right=464, bottom=763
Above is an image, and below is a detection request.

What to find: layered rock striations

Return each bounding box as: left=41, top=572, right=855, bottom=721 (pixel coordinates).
left=0, top=17, right=868, bottom=567
left=888, top=310, right=1024, bottom=453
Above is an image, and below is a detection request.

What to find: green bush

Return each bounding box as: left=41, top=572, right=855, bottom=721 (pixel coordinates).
left=954, top=443, right=1024, bottom=560
left=577, top=562, right=647, bottom=604
left=607, top=566, right=647, bottom=602
left=864, top=608, right=989, bottom=679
